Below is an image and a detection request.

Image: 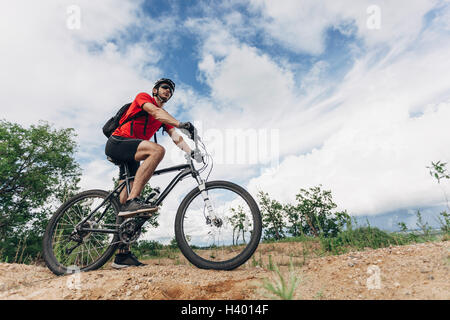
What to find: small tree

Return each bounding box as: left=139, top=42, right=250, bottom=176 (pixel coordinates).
left=228, top=205, right=250, bottom=245
left=427, top=161, right=450, bottom=184
left=284, top=203, right=303, bottom=237
left=257, top=191, right=285, bottom=241
left=437, top=211, right=450, bottom=234
left=427, top=160, right=450, bottom=234
left=415, top=210, right=431, bottom=237
left=295, top=185, right=349, bottom=238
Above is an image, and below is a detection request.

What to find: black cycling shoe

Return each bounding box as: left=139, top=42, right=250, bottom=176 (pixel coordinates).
left=118, top=198, right=158, bottom=218
left=111, top=252, right=147, bottom=269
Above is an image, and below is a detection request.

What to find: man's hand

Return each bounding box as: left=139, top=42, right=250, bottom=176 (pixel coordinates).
left=178, top=121, right=197, bottom=140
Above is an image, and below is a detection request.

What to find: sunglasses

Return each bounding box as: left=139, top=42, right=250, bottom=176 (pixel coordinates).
left=160, top=85, right=173, bottom=93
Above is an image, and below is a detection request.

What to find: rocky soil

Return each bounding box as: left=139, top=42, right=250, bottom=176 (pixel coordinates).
left=0, top=241, right=448, bottom=300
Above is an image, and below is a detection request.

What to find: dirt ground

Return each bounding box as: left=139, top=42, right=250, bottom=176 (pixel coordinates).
left=0, top=240, right=448, bottom=300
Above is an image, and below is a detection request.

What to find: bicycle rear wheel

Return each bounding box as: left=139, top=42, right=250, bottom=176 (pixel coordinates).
left=42, top=189, right=122, bottom=275
left=175, top=180, right=262, bottom=270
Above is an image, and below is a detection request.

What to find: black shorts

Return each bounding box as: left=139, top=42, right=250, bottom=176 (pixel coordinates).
left=105, top=135, right=143, bottom=180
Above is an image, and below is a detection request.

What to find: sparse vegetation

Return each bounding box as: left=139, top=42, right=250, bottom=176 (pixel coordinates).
left=437, top=211, right=450, bottom=234
left=427, top=160, right=450, bottom=237
left=320, top=227, right=406, bottom=254
left=427, top=160, right=450, bottom=185
left=256, top=185, right=350, bottom=242
left=132, top=239, right=181, bottom=261
left=261, top=259, right=300, bottom=300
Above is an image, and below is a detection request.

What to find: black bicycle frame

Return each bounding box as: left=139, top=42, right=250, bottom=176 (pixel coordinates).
left=77, top=161, right=201, bottom=234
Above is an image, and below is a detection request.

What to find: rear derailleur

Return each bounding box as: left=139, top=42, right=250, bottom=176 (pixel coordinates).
left=66, top=220, right=97, bottom=255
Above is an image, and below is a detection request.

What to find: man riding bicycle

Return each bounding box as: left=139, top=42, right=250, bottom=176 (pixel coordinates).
left=105, top=78, right=195, bottom=268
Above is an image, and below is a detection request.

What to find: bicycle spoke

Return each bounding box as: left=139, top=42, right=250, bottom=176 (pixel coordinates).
left=48, top=192, right=120, bottom=271
left=181, top=185, right=257, bottom=263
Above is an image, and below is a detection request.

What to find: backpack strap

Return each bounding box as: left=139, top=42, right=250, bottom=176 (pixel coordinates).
left=117, top=110, right=148, bottom=137
left=153, top=124, right=168, bottom=144
left=118, top=110, right=148, bottom=128
left=143, top=114, right=149, bottom=136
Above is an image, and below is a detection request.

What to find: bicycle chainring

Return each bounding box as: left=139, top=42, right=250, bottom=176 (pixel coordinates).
left=118, top=218, right=141, bottom=245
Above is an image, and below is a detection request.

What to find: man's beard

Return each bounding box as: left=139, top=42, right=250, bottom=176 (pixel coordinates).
left=157, top=95, right=168, bottom=103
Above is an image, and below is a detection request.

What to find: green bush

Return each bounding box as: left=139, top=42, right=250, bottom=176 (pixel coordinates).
left=134, top=240, right=164, bottom=257
left=320, top=227, right=409, bottom=254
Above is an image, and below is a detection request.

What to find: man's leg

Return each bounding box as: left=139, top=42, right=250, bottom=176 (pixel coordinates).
left=119, top=179, right=133, bottom=205
left=118, top=179, right=133, bottom=254
left=118, top=160, right=139, bottom=204
left=127, top=141, right=165, bottom=200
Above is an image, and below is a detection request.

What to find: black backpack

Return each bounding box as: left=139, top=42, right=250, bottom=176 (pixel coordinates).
left=102, top=103, right=148, bottom=138
left=102, top=103, right=165, bottom=142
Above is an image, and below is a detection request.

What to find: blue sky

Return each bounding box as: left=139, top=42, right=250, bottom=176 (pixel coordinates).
left=1, top=0, right=450, bottom=239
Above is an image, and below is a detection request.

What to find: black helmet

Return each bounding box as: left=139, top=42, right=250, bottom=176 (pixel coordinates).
left=153, top=78, right=175, bottom=94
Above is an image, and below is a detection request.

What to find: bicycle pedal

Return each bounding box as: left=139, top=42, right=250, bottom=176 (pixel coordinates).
left=135, top=208, right=159, bottom=218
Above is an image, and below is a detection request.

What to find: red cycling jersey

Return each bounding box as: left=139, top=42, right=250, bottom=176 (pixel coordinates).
left=112, top=92, right=174, bottom=140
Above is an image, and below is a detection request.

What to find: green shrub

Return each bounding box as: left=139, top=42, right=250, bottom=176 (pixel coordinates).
left=134, top=240, right=164, bottom=257
left=320, top=227, right=409, bottom=254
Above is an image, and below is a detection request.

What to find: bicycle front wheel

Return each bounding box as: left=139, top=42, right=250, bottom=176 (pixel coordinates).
left=42, top=189, right=122, bottom=275
left=175, top=180, right=262, bottom=270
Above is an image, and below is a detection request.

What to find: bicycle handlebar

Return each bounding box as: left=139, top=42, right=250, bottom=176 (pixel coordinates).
left=179, top=124, right=205, bottom=164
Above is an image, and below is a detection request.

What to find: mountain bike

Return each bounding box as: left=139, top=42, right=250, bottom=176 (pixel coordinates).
left=42, top=130, right=262, bottom=276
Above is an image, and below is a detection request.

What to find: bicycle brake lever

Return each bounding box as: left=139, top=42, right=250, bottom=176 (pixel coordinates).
left=191, top=150, right=204, bottom=163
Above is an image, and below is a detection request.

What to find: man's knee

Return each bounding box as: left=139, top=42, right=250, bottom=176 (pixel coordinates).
left=136, top=141, right=165, bottom=160
left=154, top=144, right=165, bottom=157
left=149, top=144, right=165, bottom=160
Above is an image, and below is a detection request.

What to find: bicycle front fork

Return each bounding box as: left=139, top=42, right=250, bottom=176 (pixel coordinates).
left=195, top=176, right=223, bottom=228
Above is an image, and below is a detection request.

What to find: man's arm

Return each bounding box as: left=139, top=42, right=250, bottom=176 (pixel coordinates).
left=166, top=127, right=192, bottom=154
left=142, top=102, right=181, bottom=128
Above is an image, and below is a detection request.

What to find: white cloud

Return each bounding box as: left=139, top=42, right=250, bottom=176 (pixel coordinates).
left=184, top=1, right=450, bottom=217
left=207, top=46, right=295, bottom=110
left=0, top=1, right=173, bottom=195
left=248, top=0, right=439, bottom=54
left=186, top=18, right=296, bottom=127
left=245, top=23, right=450, bottom=215
left=248, top=100, right=450, bottom=215
left=2, top=0, right=450, bottom=235
left=79, top=159, right=117, bottom=192
left=0, top=1, right=159, bottom=132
